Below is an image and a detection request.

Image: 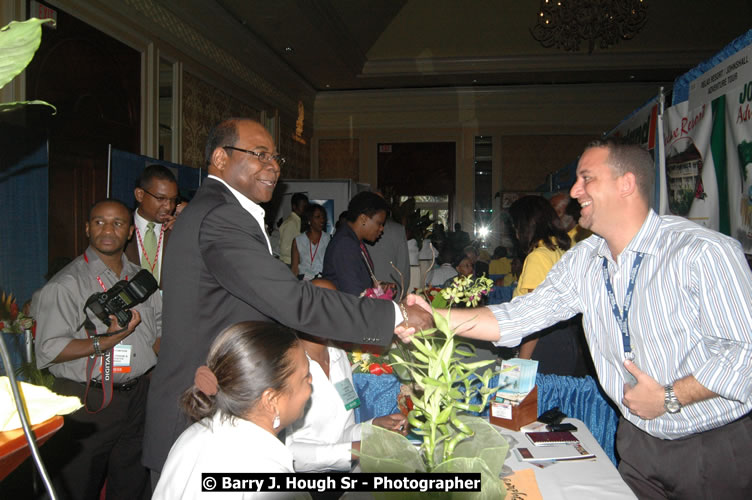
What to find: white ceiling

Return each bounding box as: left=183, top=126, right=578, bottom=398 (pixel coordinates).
left=157, top=0, right=752, bottom=93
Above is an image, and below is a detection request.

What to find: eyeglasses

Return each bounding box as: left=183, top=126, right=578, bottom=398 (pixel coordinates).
left=142, top=188, right=178, bottom=205
left=223, top=146, right=286, bottom=166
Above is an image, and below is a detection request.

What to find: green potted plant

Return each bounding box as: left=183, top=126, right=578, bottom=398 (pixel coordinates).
left=358, top=276, right=510, bottom=499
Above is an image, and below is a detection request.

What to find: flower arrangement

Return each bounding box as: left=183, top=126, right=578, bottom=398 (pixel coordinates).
left=360, top=285, right=395, bottom=301
left=348, top=349, right=393, bottom=375
left=0, top=292, right=33, bottom=334
left=389, top=311, right=503, bottom=469
left=1, top=291, right=53, bottom=388
left=356, top=273, right=508, bottom=498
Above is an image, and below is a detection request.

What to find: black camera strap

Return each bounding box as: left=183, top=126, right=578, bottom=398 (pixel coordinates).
left=82, top=316, right=114, bottom=413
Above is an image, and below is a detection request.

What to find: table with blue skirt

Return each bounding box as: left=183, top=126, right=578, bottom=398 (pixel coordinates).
left=353, top=372, right=619, bottom=465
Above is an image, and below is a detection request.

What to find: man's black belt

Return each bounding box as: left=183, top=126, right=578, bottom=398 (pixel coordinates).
left=81, top=376, right=141, bottom=392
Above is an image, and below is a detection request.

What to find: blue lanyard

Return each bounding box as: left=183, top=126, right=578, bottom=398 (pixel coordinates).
left=601, top=252, right=644, bottom=359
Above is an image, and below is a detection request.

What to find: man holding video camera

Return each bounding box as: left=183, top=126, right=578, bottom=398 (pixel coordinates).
left=35, top=199, right=161, bottom=500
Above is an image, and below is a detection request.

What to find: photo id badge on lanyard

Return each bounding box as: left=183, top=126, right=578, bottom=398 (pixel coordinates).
left=602, top=252, right=644, bottom=387
left=113, top=344, right=132, bottom=373
left=98, top=344, right=132, bottom=374
left=334, top=378, right=361, bottom=410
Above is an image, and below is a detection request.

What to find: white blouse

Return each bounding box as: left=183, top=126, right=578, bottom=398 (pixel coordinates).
left=154, top=412, right=309, bottom=499
left=285, top=346, right=372, bottom=472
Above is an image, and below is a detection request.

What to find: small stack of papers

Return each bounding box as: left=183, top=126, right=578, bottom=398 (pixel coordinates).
left=495, top=358, right=538, bottom=401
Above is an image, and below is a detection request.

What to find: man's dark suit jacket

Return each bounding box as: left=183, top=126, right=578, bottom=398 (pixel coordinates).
left=322, top=223, right=373, bottom=296
left=142, top=178, right=395, bottom=473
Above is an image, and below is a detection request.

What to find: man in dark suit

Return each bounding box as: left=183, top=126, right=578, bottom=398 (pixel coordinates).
left=124, top=165, right=180, bottom=285
left=143, top=118, right=432, bottom=482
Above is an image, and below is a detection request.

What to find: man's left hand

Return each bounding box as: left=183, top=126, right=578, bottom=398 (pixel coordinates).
left=621, top=359, right=665, bottom=419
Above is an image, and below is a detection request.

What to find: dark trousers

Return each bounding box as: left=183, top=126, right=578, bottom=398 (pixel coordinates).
left=42, top=377, right=151, bottom=500
left=616, top=415, right=752, bottom=499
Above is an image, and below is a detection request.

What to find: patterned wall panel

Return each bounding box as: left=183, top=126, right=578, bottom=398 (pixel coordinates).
left=182, top=71, right=260, bottom=169
left=318, top=138, right=359, bottom=181
left=278, top=118, right=311, bottom=179
left=500, top=135, right=591, bottom=191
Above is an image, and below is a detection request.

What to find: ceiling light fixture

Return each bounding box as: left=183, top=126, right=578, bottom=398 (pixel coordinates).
left=530, top=0, right=648, bottom=54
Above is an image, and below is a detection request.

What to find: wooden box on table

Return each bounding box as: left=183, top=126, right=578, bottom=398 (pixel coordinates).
left=488, top=385, right=538, bottom=431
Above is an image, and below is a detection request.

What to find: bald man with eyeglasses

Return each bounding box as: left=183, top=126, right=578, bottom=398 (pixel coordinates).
left=142, top=118, right=433, bottom=487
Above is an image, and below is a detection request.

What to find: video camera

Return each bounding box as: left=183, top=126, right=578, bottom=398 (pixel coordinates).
left=84, top=270, right=158, bottom=327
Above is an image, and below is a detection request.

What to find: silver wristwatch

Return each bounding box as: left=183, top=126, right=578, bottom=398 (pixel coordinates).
left=664, top=384, right=681, bottom=414
left=92, top=336, right=103, bottom=357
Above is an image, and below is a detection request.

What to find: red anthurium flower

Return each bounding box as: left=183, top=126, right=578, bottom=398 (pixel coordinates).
left=381, top=363, right=393, bottom=374
left=10, top=302, right=18, bottom=320
left=369, top=363, right=384, bottom=375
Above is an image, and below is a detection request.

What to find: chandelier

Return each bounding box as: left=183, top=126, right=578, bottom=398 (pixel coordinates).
left=530, top=0, right=648, bottom=54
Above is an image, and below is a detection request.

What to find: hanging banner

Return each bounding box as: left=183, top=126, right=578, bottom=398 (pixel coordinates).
left=689, top=44, right=752, bottom=110
left=727, top=84, right=752, bottom=253
left=607, top=95, right=659, bottom=151
left=662, top=101, right=720, bottom=230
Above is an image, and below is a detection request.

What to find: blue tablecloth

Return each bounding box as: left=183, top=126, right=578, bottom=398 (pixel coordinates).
left=353, top=372, right=619, bottom=465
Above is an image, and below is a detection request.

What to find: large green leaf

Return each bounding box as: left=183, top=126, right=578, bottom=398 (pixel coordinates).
left=0, top=99, right=56, bottom=113
left=0, top=18, right=53, bottom=89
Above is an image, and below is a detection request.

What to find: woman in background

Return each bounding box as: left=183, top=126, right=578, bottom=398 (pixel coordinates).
left=322, top=192, right=391, bottom=296
left=442, top=252, right=474, bottom=287
left=153, top=322, right=312, bottom=499
left=285, top=278, right=407, bottom=473
left=291, top=203, right=330, bottom=280
left=510, top=195, right=582, bottom=375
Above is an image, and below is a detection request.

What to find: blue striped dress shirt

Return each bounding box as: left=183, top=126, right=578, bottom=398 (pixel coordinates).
left=489, top=209, right=752, bottom=439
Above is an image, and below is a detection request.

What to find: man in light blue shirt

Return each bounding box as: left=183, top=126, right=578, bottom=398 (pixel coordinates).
left=402, top=139, right=752, bottom=498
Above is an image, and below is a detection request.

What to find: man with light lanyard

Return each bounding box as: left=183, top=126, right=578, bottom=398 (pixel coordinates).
left=125, top=164, right=182, bottom=285
left=400, top=139, right=752, bottom=498
left=35, top=199, right=161, bottom=500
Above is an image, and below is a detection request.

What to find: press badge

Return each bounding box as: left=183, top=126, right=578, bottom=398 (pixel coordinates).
left=334, top=378, right=361, bottom=410
left=112, top=344, right=132, bottom=373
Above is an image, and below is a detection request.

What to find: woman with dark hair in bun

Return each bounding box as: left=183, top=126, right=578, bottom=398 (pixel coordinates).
left=153, top=322, right=312, bottom=499
left=322, top=191, right=392, bottom=296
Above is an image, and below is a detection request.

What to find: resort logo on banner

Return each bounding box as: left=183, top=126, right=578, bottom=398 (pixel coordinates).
left=662, top=102, right=718, bottom=230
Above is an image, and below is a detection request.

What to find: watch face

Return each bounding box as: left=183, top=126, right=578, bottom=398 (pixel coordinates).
left=666, top=400, right=681, bottom=413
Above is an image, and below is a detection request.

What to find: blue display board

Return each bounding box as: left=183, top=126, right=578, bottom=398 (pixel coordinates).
left=109, top=148, right=206, bottom=208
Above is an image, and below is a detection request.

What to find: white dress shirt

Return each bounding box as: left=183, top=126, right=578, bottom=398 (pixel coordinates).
left=487, top=210, right=752, bottom=439
left=208, top=175, right=272, bottom=254
left=285, top=346, right=373, bottom=472
left=154, top=412, right=309, bottom=499
left=426, top=263, right=458, bottom=287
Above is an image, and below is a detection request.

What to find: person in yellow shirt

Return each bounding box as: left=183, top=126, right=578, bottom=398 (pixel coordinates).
left=489, top=246, right=512, bottom=276
left=510, top=196, right=583, bottom=375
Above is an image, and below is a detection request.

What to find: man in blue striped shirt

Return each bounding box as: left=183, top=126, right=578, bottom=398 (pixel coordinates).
left=402, top=139, right=752, bottom=498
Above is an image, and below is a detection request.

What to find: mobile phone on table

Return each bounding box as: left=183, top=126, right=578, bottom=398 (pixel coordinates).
left=546, top=423, right=577, bottom=432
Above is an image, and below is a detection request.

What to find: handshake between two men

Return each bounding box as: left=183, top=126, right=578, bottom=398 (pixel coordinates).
left=395, top=294, right=438, bottom=342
